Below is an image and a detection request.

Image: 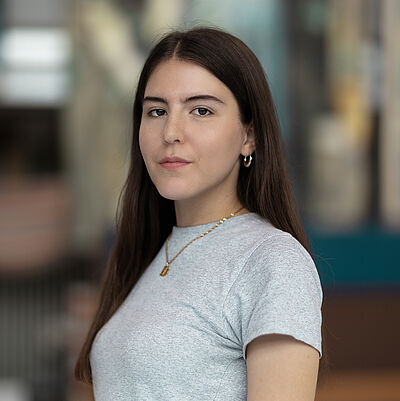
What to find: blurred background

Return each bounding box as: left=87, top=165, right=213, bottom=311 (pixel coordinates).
left=0, top=0, right=399, bottom=400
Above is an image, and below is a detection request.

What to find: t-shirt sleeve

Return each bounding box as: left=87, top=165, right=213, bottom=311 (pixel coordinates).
left=221, top=234, right=323, bottom=360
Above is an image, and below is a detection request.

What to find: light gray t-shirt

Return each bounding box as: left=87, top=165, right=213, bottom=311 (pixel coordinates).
left=90, top=212, right=323, bottom=401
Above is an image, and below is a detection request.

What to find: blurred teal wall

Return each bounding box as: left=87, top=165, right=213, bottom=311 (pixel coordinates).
left=309, top=227, right=400, bottom=287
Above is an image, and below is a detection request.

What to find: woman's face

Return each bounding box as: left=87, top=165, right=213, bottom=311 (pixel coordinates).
left=139, top=58, right=254, bottom=203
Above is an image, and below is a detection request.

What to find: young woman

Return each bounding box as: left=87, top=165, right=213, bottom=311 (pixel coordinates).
left=76, top=27, right=324, bottom=400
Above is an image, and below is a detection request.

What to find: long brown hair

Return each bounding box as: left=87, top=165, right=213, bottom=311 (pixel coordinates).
left=75, top=26, right=328, bottom=384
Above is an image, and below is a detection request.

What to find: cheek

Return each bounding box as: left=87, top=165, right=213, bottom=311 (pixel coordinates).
left=199, top=122, right=243, bottom=161
left=138, top=128, right=152, bottom=160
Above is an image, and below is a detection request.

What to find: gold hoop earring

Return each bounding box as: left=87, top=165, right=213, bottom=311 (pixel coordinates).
left=243, top=154, right=252, bottom=167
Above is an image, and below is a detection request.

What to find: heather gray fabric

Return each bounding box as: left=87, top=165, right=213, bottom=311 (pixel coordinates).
left=90, top=212, right=323, bottom=401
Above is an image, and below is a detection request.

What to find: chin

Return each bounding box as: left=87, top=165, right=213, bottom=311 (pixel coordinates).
left=154, top=183, right=186, bottom=200
left=153, top=182, right=195, bottom=201
left=157, top=189, right=194, bottom=201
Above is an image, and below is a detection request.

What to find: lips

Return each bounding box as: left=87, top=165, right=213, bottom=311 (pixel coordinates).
left=159, top=156, right=191, bottom=170
left=159, top=156, right=190, bottom=163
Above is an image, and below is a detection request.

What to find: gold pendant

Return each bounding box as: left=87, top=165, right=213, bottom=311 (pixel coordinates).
left=160, top=263, right=169, bottom=276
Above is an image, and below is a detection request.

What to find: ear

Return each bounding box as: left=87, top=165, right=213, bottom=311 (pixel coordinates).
left=241, top=122, right=256, bottom=156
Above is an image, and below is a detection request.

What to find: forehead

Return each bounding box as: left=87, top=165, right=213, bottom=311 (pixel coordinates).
left=144, top=58, right=232, bottom=99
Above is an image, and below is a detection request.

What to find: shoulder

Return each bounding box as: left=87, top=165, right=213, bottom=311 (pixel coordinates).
left=249, top=229, right=316, bottom=274
left=225, top=212, right=287, bottom=239
left=224, top=213, right=322, bottom=303
left=220, top=212, right=292, bottom=253
left=221, top=215, right=323, bottom=359
left=226, top=213, right=315, bottom=270
left=246, top=229, right=321, bottom=297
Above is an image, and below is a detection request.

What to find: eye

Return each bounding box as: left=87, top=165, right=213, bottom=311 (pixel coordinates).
left=192, top=107, right=211, bottom=116
left=148, top=109, right=166, bottom=117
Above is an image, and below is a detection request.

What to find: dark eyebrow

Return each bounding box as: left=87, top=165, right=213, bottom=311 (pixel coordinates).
left=183, top=95, right=225, bottom=104
left=142, top=94, right=225, bottom=105
left=143, top=96, right=167, bottom=104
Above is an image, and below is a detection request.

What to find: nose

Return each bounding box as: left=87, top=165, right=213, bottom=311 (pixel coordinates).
left=162, top=111, right=184, bottom=144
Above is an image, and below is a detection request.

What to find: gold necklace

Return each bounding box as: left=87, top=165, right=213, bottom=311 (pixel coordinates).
left=160, top=206, right=245, bottom=276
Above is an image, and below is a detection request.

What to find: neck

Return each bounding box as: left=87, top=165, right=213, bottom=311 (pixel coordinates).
left=174, top=193, right=248, bottom=227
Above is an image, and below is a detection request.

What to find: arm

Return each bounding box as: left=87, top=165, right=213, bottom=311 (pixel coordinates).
left=246, top=334, right=319, bottom=401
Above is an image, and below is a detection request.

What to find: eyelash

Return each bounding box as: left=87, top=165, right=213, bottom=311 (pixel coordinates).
left=147, top=107, right=212, bottom=117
